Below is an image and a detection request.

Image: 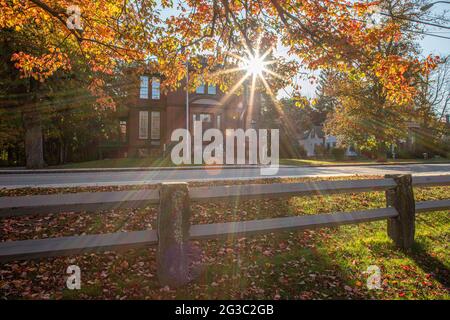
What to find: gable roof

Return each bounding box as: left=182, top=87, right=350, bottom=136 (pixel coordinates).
left=300, top=125, right=325, bottom=140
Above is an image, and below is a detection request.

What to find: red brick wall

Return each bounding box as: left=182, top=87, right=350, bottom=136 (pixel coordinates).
left=126, top=77, right=261, bottom=156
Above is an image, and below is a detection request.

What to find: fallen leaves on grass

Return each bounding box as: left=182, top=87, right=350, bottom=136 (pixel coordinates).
left=0, top=176, right=449, bottom=300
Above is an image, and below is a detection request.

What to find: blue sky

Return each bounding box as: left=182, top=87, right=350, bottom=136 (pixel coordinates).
left=418, top=2, right=450, bottom=56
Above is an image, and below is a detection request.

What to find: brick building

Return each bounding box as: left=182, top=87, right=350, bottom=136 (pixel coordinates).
left=119, top=75, right=261, bottom=157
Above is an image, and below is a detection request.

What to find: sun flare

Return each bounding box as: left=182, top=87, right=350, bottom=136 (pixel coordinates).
left=213, top=37, right=283, bottom=110
left=243, top=55, right=266, bottom=76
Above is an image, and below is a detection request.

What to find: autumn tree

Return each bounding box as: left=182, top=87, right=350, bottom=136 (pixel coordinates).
left=259, top=96, right=309, bottom=157
left=407, top=56, right=450, bottom=157
left=0, top=0, right=163, bottom=168
left=322, top=0, right=440, bottom=159
left=163, top=0, right=437, bottom=158
left=1, top=0, right=440, bottom=166
left=415, top=56, right=449, bottom=123
left=0, top=108, right=23, bottom=165
left=307, top=70, right=338, bottom=126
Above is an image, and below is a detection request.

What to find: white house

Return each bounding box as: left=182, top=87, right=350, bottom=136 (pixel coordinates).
left=298, top=126, right=327, bottom=157
left=298, top=125, right=357, bottom=157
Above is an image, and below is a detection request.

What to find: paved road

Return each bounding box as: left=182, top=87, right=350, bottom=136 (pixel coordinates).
left=0, top=163, right=449, bottom=189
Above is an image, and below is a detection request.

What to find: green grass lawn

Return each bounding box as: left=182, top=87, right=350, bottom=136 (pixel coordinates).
left=51, top=156, right=450, bottom=169
left=0, top=176, right=448, bottom=300
left=280, top=157, right=450, bottom=167
left=53, top=156, right=175, bottom=168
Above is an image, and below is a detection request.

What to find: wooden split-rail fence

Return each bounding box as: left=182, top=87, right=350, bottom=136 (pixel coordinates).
left=0, top=174, right=449, bottom=286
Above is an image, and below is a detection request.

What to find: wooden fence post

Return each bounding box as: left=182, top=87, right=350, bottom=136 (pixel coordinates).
left=385, top=174, right=415, bottom=249
left=157, top=182, right=192, bottom=287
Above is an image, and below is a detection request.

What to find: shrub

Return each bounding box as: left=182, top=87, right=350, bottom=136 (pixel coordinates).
left=314, top=144, right=328, bottom=159
left=281, top=142, right=307, bottom=158
left=397, top=149, right=413, bottom=159
left=331, top=147, right=346, bottom=160
left=280, top=133, right=307, bottom=158
left=296, top=144, right=307, bottom=158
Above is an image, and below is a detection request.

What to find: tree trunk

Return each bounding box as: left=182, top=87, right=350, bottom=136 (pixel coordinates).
left=376, top=143, right=387, bottom=162
left=64, top=143, right=68, bottom=163
left=23, top=108, right=45, bottom=169
left=58, top=137, right=65, bottom=164
left=7, top=147, right=13, bottom=165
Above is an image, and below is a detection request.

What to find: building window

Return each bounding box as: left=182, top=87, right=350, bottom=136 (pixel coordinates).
left=193, top=113, right=212, bottom=133
left=119, top=120, right=127, bottom=142
left=200, top=113, right=211, bottom=122
left=140, top=76, right=149, bottom=99
left=151, top=111, right=160, bottom=140
left=139, top=111, right=148, bottom=139
left=216, top=114, right=221, bottom=129
left=193, top=113, right=211, bottom=122
left=193, top=113, right=211, bottom=123
left=207, top=84, right=216, bottom=95
left=196, top=82, right=205, bottom=94
left=151, top=77, right=160, bottom=100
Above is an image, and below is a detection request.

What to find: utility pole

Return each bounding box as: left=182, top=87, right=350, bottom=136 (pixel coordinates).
left=186, top=59, right=189, bottom=132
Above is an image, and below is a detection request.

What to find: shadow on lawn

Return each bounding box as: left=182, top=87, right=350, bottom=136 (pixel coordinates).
left=189, top=190, right=381, bottom=299
left=408, top=242, right=449, bottom=289
left=186, top=227, right=379, bottom=299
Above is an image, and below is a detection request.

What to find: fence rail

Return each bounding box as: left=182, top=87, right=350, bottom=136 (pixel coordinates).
left=0, top=189, right=159, bottom=218
left=0, top=174, right=449, bottom=287
left=2, top=175, right=448, bottom=218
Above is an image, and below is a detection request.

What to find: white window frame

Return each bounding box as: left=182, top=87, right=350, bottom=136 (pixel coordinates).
left=139, top=111, right=149, bottom=139
left=216, top=114, right=221, bottom=129
left=193, top=113, right=212, bottom=123
left=140, top=76, right=149, bottom=99
left=150, top=111, right=160, bottom=140
left=200, top=113, right=211, bottom=122
left=151, top=77, right=160, bottom=100
left=119, top=120, right=127, bottom=142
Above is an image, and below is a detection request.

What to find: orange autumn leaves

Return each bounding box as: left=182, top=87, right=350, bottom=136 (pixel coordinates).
left=374, top=54, right=440, bottom=105
left=11, top=49, right=71, bottom=82
left=0, top=0, right=440, bottom=108
left=295, top=1, right=435, bottom=106
left=1, top=0, right=157, bottom=73
left=1, top=0, right=162, bottom=109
